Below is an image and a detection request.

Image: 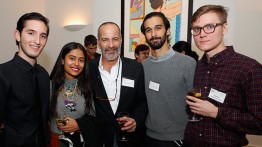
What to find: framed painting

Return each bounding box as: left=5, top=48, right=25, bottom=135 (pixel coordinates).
left=130, top=0, right=146, bottom=20
left=121, top=0, right=193, bottom=58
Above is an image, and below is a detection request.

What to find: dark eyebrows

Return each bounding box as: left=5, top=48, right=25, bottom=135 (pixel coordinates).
left=145, top=24, right=163, bottom=30
left=41, top=32, right=48, bottom=36
left=25, top=29, right=48, bottom=37
left=69, top=55, right=85, bottom=59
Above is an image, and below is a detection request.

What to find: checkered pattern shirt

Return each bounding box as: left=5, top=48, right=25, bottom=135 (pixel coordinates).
left=185, top=46, right=262, bottom=147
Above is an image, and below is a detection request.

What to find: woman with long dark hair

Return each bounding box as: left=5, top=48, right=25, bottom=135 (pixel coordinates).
left=49, top=42, right=100, bottom=147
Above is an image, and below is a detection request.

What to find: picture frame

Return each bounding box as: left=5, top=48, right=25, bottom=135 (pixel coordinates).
left=121, top=0, right=193, bottom=58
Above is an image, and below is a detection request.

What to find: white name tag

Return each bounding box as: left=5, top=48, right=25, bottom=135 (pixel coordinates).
left=208, top=88, right=227, bottom=103
left=122, top=78, right=134, bottom=88
left=149, top=81, right=160, bottom=91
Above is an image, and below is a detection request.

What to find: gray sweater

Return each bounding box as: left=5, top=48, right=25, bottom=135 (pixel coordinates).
left=50, top=79, right=86, bottom=134
left=142, top=49, right=196, bottom=141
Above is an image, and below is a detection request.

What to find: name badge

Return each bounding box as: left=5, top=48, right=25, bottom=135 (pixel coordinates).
left=208, top=88, right=227, bottom=103
left=122, top=78, right=134, bottom=88
left=149, top=81, right=160, bottom=91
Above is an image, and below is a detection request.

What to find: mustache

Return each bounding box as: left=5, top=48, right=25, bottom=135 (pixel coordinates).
left=105, top=46, right=117, bottom=51
left=150, top=37, right=161, bottom=41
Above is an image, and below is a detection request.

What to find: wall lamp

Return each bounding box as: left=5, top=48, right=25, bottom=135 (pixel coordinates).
left=63, top=24, right=87, bottom=31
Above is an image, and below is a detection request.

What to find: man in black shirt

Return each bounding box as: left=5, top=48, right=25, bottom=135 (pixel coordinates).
left=84, top=34, right=101, bottom=60
left=0, top=12, right=50, bottom=147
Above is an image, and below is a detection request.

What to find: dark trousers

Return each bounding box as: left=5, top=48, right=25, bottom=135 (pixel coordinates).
left=145, top=135, right=190, bottom=147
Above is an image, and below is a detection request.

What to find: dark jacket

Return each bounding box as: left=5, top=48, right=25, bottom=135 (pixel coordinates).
left=76, top=114, right=102, bottom=147
left=88, top=56, right=148, bottom=147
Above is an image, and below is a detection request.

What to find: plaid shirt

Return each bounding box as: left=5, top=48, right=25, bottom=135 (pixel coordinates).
left=185, top=46, right=262, bottom=147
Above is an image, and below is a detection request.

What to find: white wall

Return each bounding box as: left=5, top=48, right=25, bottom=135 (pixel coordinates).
left=92, top=0, right=121, bottom=36
left=234, top=0, right=262, bottom=64
left=92, top=0, right=121, bottom=54
left=0, top=0, right=45, bottom=67
left=0, top=0, right=121, bottom=73
left=42, top=0, right=93, bottom=73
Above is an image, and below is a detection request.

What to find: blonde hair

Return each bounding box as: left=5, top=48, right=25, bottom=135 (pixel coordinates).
left=191, top=5, right=228, bottom=26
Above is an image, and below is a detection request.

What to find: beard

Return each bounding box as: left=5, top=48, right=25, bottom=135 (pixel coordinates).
left=146, top=34, right=167, bottom=50
left=102, top=46, right=121, bottom=61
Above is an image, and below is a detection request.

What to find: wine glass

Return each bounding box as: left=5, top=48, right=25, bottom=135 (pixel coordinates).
left=188, top=88, right=202, bottom=122
left=56, top=110, right=73, bottom=146
left=117, top=112, right=130, bottom=141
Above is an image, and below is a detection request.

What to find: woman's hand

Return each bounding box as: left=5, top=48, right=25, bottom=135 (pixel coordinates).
left=58, top=117, right=80, bottom=133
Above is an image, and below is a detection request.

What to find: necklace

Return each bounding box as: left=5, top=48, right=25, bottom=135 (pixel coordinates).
left=61, top=79, right=78, bottom=112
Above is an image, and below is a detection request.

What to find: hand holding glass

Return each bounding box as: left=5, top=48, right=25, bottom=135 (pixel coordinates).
left=117, top=112, right=130, bottom=141
left=56, top=113, right=66, bottom=126
left=188, top=88, right=202, bottom=122
left=56, top=111, right=73, bottom=145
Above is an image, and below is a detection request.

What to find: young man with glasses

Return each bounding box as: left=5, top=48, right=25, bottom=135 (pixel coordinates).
left=87, top=22, right=148, bottom=147
left=185, top=5, right=262, bottom=146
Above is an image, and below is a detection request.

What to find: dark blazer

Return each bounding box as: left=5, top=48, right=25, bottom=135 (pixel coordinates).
left=89, top=56, right=148, bottom=147
left=76, top=114, right=101, bottom=147
left=88, top=53, right=101, bottom=61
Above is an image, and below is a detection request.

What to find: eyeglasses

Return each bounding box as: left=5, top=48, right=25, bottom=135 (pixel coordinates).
left=95, top=61, right=120, bottom=101
left=191, top=23, right=224, bottom=36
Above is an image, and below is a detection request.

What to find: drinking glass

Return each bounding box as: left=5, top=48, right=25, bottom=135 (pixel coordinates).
left=117, top=112, right=130, bottom=141
left=56, top=110, right=73, bottom=145
left=188, top=88, right=202, bottom=122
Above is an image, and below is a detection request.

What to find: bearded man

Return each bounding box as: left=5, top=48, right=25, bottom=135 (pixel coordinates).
left=140, top=12, right=196, bottom=147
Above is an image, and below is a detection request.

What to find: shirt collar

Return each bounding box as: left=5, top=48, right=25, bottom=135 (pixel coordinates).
left=149, top=48, right=175, bottom=62
left=98, top=56, right=121, bottom=71
left=13, top=52, right=37, bottom=72
left=201, top=46, right=235, bottom=64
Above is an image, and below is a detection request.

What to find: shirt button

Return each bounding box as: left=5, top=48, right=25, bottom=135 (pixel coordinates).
left=204, top=87, right=207, bottom=89
left=199, top=134, right=202, bottom=137
left=215, top=63, right=218, bottom=65
left=207, top=71, right=210, bottom=74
